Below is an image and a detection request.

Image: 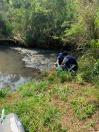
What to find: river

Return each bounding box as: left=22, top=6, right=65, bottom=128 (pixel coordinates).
left=0, top=46, right=56, bottom=90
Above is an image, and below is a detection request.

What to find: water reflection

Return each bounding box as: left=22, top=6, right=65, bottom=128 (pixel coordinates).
left=0, top=46, right=56, bottom=89
left=0, top=73, right=30, bottom=90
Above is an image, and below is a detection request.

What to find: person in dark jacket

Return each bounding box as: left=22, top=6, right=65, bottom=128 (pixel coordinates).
left=56, top=52, right=78, bottom=72
left=56, top=53, right=64, bottom=65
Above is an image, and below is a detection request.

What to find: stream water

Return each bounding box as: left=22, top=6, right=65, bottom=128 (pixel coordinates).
left=0, top=46, right=56, bottom=89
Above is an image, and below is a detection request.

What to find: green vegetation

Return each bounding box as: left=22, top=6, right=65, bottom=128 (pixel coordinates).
left=0, top=65, right=98, bottom=131
left=0, top=87, right=11, bottom=98
left=50, top=85, right=73, bottom=102
left=0, top=0, right=98, bottom=48
left=71, top=97, right=96, bottom=119
left=0, top=81, right=67, bottom=132
left=0, top=0, right=99, bottom=131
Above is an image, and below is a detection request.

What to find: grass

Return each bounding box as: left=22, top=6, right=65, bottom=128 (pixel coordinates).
left=50, top=85, right=73, bottom=102
left=0, top=77, right=98, bottom=131
left=0, top=90, right=62, bottom=132
left=71, top=97, right=96, bottom=119
left=75, top=73, right=85, bottom=84
left=0, top=52, right=99, bottom=131
left=0, top=79, right=98, bottom=131
left=0, top=87, right=11, bottom=98
left=47, top=70, right=74, bottom=83
left=83, top=120, right=97, bottom=129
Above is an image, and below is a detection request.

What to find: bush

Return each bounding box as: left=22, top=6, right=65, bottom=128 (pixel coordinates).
left=78, top=52, right=96, bottom=82
left=78, top=50, right=99, bottom=84
left=90, top=39, right=99, bottom=48
left=92, top=59, right=99, bottom=75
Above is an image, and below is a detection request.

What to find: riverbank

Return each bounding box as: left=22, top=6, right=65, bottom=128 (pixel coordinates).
left=0, top=44, right=98, bottom=131
left=0, top=0, right=98, bottom=131
left=0, top=69, right=99, bottom=132
left=0, top=46, right=99, bottom=131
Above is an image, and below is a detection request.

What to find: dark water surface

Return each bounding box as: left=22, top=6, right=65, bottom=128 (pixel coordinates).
left=0, top=46, right=56, bottom=89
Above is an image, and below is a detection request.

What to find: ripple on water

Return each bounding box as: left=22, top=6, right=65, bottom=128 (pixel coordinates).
left=0, top=46, right=56, bottom=89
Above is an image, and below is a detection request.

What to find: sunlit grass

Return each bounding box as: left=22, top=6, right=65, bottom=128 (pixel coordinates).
left=0, top=53, right=99, bottom=131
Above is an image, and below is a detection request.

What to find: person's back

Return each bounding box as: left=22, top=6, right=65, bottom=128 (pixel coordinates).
left=61, top=55, right=78, bottom=72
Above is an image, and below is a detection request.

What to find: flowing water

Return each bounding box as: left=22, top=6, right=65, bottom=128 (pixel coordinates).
left=0, top=46, right=56, bottom=89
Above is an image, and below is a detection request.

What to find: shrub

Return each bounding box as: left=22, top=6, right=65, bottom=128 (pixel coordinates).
left=78, top=52, right=99, bottom=84
left=78, top=52, right=96, bottom=82
left=92, top=59, right=99, bottom=75
left=90, top=39, right=99, bottom=48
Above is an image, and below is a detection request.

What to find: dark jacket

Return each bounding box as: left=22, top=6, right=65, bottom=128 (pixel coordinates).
left=62, top=55, right=78, bottom=72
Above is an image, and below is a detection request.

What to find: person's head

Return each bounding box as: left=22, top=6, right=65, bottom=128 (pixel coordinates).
left=57, top=53, right=64, bottom=65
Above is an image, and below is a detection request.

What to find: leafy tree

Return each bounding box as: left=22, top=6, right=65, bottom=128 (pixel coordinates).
left=0, top=0, right=98, bottom=48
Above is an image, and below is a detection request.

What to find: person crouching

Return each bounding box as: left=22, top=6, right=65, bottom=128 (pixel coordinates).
left=56, top=52, right=78, bottom=73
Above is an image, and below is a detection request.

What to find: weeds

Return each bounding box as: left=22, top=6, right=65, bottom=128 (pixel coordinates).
left=35, top=80, right=49, bottom=92
left=1, top=93, right=62, bottom=132
left=78, top=50, right=99, bottom=84
left=56, top=70, right=73, bottom=83
left=50, top=85, right=73, bottom=102
left=18, top=80, right=49, bottom=97
left=83, top=120, right=96, bottom=129
left=0, top=51, right=98, bottom=131
left=48, top=74, right=55, bottom=83
left=43, top=106, right=60, bottom=127
left=0, top=87, right=11, bottom=98
left=71, top=97, right=96, bottom=119
left=17, top=81, right=36, bottom=97
left=76, top=73, right=84, bottom=84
